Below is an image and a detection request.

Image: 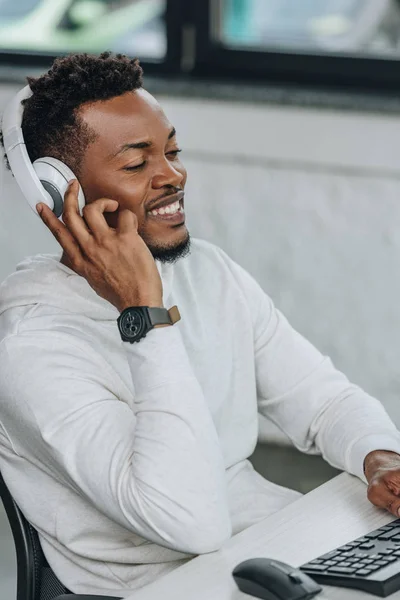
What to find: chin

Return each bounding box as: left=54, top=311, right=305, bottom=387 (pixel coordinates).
left=147, top=231, right=191, bottom=264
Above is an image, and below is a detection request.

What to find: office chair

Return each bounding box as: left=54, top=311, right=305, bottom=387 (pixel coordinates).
left=0, top=471, right=121, bottom=600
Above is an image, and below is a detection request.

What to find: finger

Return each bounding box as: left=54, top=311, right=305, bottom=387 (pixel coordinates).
left=382, top=470, right=400, bottom=497
left=82, top=199, right=119, bottom=240
left=116, top=209, right=137, bottom=235
left=367, top=479, right=400, bottom=517
left=37, top=203, right=83, bottom=268
left=62, top=180, right=92, bottom=245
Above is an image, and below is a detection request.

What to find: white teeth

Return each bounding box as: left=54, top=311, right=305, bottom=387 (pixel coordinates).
left=149, top=200, right=181, bottom=216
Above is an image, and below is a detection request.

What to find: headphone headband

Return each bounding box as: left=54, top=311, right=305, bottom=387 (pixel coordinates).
left=2, top=85, right=30, bottom=152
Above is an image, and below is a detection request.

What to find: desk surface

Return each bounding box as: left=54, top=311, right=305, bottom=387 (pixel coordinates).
left=127, top=473, right=400, bottom=600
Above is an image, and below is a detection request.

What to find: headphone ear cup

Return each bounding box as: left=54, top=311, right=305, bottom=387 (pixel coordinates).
left=32, top=157, right=85, bottom=218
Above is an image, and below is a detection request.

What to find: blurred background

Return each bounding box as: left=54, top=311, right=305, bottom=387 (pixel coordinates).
left=2, top=0, right=400, bottom=596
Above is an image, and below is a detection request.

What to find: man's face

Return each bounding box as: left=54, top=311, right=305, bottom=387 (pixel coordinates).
left=77, top=89, right=189, bottom=263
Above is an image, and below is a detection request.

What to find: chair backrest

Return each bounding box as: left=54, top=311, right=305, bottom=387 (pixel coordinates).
left=0, top=471, right=70, bottom=600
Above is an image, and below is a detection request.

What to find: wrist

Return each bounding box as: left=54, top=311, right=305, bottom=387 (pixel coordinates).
left=117, top=298, right=164, bottom=313
left=117, top=305, right=180, bottom=344
left=364, top=450, right=400, bottom=481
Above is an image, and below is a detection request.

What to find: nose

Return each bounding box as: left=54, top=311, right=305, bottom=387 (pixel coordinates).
left=151, top=157, right=184, bottom=190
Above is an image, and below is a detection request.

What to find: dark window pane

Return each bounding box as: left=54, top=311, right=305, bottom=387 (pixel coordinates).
left=0, top=0, right=166, bottom=60
left=217, top=0, right=400, bottom=58
left=0, top=0, right=42, bottom=19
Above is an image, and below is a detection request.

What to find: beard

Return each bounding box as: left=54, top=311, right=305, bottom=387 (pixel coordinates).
left=145, top=230, right=191, bottom=264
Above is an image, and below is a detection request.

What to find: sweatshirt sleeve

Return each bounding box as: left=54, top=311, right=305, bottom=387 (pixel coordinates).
left=0, top=326, right=231, bottom=554
left=227, top=257, right=400, bottom=483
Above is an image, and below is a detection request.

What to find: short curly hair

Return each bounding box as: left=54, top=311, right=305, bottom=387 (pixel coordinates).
left=0, top=51, right=143, bottom=175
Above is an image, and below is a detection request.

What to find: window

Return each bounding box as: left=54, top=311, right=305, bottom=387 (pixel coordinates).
left=194, top=0, right=400, bottom=90
left=3, top=0, right=400, bottom=92
left=0, top=0, right=167, bottom=62
left=217, top=0, right=400, bottom=58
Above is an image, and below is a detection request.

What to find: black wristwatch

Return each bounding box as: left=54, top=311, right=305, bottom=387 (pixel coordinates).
left=117, top=306, right=181, bottom=343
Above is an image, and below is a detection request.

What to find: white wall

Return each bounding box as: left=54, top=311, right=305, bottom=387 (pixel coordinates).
left=1, top=82, right=400, bottom=445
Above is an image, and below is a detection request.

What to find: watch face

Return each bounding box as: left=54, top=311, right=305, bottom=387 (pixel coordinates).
left=120, top=309, right=147, bottom=340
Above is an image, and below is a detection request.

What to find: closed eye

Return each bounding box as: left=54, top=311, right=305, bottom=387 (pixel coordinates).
left=167, top=149, right=182, bottom=157
left=124, top=162, right=145, bottom=172
left=123, top=149, right=182, bottom=171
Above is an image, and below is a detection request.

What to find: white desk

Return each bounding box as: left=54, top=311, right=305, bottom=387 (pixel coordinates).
left=127, top=473, right=400, bottom=600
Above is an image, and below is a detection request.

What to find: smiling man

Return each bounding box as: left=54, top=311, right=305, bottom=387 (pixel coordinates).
left=1, top=52, right=400, bottom=598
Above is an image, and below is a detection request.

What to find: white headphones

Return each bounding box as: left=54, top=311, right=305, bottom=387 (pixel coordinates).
left=1, top=85, right=85, bottom=218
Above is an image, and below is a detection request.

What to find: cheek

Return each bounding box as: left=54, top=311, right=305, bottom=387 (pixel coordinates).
left=80, top=173, right=149, bottom=229
left=82, top=173, right=147, bottom=211
left=111, top=179, right=148, bottom=213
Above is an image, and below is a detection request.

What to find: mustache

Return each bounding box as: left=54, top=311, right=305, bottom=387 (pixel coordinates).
left=152, top=186, right=183, bottom=203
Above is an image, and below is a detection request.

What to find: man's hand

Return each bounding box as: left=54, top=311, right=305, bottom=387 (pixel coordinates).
left=37, top=180, right=164, bottom=312
left=365, top=450, right=400, bottom=517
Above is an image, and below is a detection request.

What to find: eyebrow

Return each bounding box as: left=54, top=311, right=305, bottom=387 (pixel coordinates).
left=113, top=127, right=176, bottom=157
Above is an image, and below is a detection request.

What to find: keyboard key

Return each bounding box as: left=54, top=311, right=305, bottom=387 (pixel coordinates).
left=302, top=564, right=327, bottom=572
left=358, top=543, right=374, bottom=550
left=309, top=559, right=325, bottom=565
left=356, top=568, right=372, bottom=576
left=324, top=551, right=341, bottom=560
left=341, top=552, right=355, bottom=558
left=327, top=566, right=357, bottom=575
left=367, top=564, right=382, bottom=572
left=323, top=560, right=338, bottom=567
left=364, top=532, right=381, bottom=540
left=386, top=556, right=398, bottom=563
left=391, top=536, right=400, bottom=542
left=378, top=531, right=399, bottom=540
left=340, top=562, right=352, bottom=568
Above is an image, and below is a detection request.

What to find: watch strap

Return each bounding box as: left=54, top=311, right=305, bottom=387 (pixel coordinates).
left=148, top=305, right=181, bottom=328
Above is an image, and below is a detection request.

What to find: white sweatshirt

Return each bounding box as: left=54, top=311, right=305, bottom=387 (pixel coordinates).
left=0, top=238, right=400, bottom=597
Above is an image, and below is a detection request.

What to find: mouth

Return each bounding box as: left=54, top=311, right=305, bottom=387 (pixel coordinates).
left=146, top=191, right=185, bottom=225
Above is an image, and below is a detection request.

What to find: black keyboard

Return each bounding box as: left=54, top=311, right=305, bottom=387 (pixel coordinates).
left=300, top=518, right=400, bottom=597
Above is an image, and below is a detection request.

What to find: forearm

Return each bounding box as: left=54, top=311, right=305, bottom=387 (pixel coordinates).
left=254, top=304, right=400, bottom=483
left=124, top=325, right=232, bottom=551
left=1, top=329, right=231, bottom=556
left=309, top=377, right=400, bottom=482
